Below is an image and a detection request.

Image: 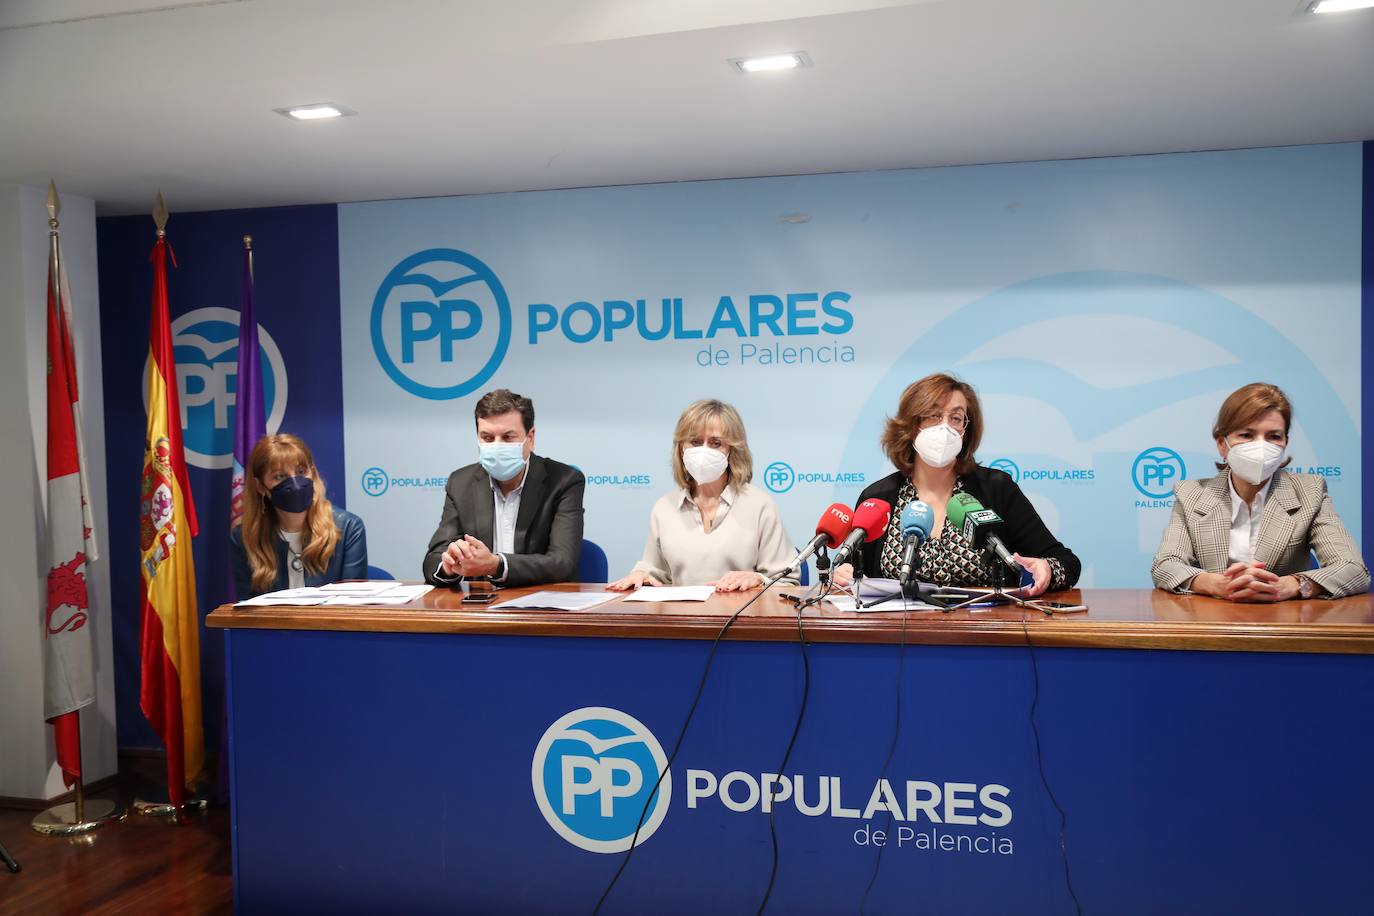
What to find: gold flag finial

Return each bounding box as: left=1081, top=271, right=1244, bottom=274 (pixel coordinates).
left=243, top=234, right=253, bottom=249
left=153, top=191, right=169, bottom=237
left=46, top=179, right=60, bottom=230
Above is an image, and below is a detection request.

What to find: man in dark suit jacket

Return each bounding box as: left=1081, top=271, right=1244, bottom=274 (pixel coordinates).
left=423, top=389, right=585, bottom=587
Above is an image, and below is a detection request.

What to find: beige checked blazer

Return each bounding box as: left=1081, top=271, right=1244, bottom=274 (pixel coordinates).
left=1152, top=471, right=1369, bottom=598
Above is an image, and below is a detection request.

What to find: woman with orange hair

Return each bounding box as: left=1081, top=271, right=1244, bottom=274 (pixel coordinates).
left=229, top=433, right=368, bottom=598
left=835, top=372, right=1080, bottom=596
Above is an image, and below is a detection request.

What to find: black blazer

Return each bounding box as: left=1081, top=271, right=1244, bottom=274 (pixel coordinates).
left=229, top=507, right=369, bottom=599
left=852, top=467, right=1081, bottom=587
left=422, top=454, right=585, bottom=587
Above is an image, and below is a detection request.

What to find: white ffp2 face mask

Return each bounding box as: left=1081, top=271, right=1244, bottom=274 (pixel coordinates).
left=914, top=424, right=963, bottom=469
left=1227, top=440, right=1285, bottom=486
left=683, top=446, right=728, bottom=485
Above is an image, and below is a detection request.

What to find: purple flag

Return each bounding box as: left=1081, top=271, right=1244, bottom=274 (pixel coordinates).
left=230, top=243, right=266, bottom=528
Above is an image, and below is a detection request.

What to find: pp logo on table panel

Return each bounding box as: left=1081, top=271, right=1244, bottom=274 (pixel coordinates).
left=370, top=248, right=512, bottom=400
left=532, top=707, right=671, bottom=853
left=143, top=307, right=288, bottom=470
left=1132, top=447, right=1186, bottom=499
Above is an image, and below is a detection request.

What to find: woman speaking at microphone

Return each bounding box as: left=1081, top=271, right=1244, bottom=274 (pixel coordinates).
left=833, top=373, right=1080, bottom=597
left=229, top=433, right=369, bottom=598
left=1151, top=383, right=1368, bottom=600
left=608, top=399, right=798, bottom=592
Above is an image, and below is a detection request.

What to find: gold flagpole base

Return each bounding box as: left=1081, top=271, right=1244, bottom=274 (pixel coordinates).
left=31, top=799, right=125, bottom=837
left=132, top=794, right=209, bottom=818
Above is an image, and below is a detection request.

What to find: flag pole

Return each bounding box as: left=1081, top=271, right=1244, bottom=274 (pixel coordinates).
left=31, top=181, right=124, bottom=837
left=132, top=191, right=208, bottom=821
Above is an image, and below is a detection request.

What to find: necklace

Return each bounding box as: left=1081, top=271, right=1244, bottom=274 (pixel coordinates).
left=280, top=532, right=304, bottom=572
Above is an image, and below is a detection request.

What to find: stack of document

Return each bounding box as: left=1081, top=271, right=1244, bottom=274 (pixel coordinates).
left=490, top=591, right=620, bottom=611
left=235, top=582, right=433, bottom=607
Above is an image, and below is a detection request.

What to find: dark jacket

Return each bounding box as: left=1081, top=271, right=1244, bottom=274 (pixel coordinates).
left=422, top=454, right=585, bottom=587
left=229, top=507, right=369, bottom=599
left=852, top=466, right=1081, bottom=587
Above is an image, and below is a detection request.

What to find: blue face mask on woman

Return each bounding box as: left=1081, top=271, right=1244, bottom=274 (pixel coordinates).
left=480, top=441, right=528, bottom=482
left=269, top=476, right=315, bottom=513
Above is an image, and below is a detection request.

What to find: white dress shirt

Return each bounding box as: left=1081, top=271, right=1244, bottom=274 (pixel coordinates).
left=632, top=482, right=798, bottom=586
left=489, top=471, right=525, bottom=581
left=1227, top=472, right=1274, bottom=565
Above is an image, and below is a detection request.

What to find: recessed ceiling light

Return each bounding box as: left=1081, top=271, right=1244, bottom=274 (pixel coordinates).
left=1307, top=0, right=1374, bottom=12
left=275, top=103, right=357, bottom=121
left=728, top=52, right=813, bottom=74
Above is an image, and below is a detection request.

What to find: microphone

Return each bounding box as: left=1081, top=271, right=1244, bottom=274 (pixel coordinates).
left=897, top=500, right=935, bottom=584
left=785, top=503, right=853, bottom=575
left=945, top=493, right=1023, bottom=574
left=831, top=498, right=892, bottom=571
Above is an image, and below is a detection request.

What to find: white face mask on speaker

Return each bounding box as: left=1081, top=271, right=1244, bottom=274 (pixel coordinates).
left=913, top=424, right=963, bottom=469
left=1227, top=439, right=1285, bottom=486
left=683, top=446, right=729, bottom=485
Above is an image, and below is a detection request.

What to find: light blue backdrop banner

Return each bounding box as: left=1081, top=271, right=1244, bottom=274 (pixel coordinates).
left=338, top=143, right=1363, bottom=587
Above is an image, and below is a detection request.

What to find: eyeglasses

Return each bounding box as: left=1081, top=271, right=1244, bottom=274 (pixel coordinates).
left=917, top=411, right=969, bottom=431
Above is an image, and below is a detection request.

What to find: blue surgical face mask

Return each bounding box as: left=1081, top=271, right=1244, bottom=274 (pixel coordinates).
left=480, top=440, right=528, bottom=482
left=269, top=476, right=314, bottom=513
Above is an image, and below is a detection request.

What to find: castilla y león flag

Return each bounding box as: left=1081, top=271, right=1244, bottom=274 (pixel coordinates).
left=139, top=234, right=204, bottom=808
left=45, top=244, right=99, bottom=789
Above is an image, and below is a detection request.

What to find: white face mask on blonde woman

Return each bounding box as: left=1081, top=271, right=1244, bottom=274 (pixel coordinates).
left=682, top=446, right=728, bottom=485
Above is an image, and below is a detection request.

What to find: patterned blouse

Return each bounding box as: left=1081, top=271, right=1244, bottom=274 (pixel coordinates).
left=876, top=481, right=1068, bottom=590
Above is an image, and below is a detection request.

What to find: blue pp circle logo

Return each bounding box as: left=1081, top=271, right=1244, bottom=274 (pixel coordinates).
left=360, top=467, right=389, bottom=497
left=531, top=707, right=671, bottom=853
left=988, top=458, right=1020, bottom=483
left=370, top=249, right=512, bottom=401
left=145, top=307, right=287, bottom=471
left=1132, top=447, right=1186, bottom=499
left=763, top=461, right=796, bottom=493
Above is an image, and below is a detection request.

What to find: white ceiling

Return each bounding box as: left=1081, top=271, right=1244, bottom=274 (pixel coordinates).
left=1, top=0, right=1371, bottom=216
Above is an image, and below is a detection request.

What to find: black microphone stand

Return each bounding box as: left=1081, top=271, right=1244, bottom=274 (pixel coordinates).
left=0, top=836, right=20, bottom=873
left=940, top=548, right=1048, bottom=614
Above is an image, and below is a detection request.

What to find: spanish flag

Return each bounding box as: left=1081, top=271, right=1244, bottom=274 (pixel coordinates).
left=139, top=234, right=203, bottom=813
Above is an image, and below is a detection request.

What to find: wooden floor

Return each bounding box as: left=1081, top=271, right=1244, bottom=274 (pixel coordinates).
left=0, top=761, right=231, bottom=916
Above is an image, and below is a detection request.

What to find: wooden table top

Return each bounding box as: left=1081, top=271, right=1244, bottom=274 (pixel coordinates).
left=205, top=583, right=1374, bottom=655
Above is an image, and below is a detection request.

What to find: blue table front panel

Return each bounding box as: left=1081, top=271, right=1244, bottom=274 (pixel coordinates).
left=226, top=628, right=1374, bottom=914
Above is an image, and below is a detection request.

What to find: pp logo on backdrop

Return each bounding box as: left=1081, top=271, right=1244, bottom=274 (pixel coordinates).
left=531, top=707, right=671, bottom=853
left=371, top=249, right=512, bottom=400
left=987, top=458, right=1020, bottom=483
left=360, top=467, right=389, bottom=497
left=1132, top=447, right=1186, bottom=499
left=763, top=461, right=796, bottom=494
left=144, top=307, right=288, bottom=470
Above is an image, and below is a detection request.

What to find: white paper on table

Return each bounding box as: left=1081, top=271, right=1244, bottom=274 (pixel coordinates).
left=235, top=594, right=330, bottom=607
left=318, top=581, right=402, bottom=595
left=855, top=577, right=903, bottom=598
left=491, top=591, right=621, bottom=611
left=323, top=585, right=433, bottom=606
left=257, top=587, right=326, bottom=599
left=824, top=595, right=943, bottom=613
left=620, top=586, right=715, bottom=602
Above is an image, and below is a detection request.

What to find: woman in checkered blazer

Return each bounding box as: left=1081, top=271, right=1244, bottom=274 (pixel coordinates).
left=1151, top=383, right=1368, bottom=600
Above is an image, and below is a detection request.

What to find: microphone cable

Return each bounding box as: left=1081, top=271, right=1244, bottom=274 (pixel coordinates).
left=754, top=576, right=818, bottom=915
left=858, top=585, right=911, bottom=914
left=1020, top=602, right=1083, bottom=916
left=592, top=567, right=795, bottom=916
